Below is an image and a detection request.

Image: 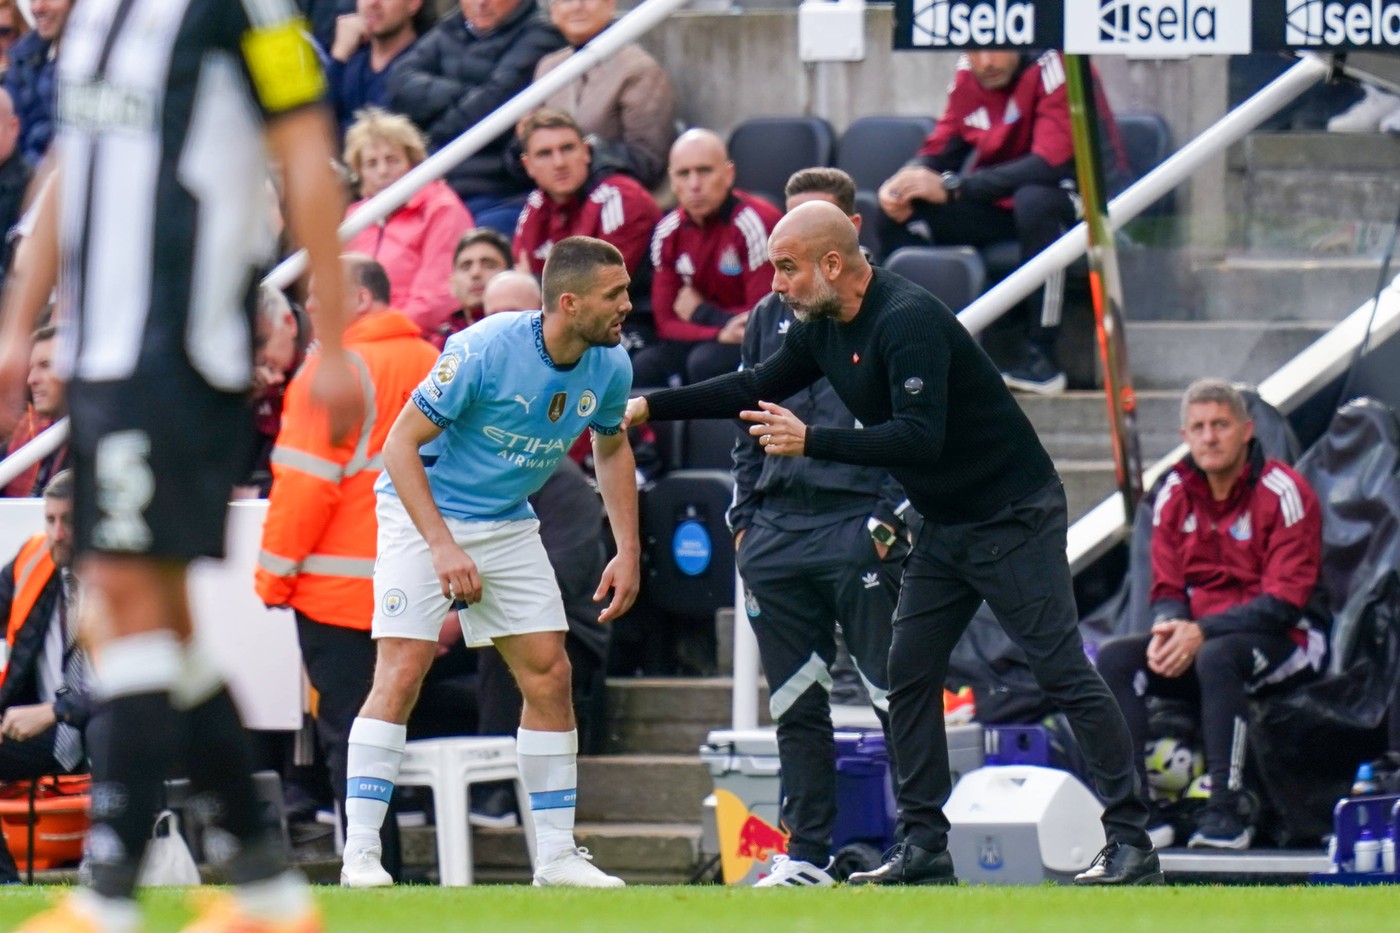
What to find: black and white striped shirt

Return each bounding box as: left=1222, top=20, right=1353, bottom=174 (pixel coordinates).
left=55, top=0, right=326, bottom=392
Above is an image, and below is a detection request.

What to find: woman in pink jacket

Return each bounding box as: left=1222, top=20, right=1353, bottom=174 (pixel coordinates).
left=343, top=107, right=475, bottom=335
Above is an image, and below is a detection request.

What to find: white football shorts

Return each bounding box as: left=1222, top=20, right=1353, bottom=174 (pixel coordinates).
left=372, top=493, right=566, bottom=646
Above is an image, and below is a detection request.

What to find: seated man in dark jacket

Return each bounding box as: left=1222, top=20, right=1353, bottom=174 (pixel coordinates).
left=387, top=0, right=564, bottom=234
left=1, top=0, right=72, bottom=167
left=1096, top=379, right=1326, bottom=851
left=0, top=470, right=92, bottom=883
left=326, top=0, right=430, bottom=136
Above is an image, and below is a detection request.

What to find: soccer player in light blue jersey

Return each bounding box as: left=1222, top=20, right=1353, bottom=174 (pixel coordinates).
left=341, top=237, right=640, bottom=889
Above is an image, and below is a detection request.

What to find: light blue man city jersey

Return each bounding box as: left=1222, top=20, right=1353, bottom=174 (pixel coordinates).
left=376, top=311, right=632, bottom=521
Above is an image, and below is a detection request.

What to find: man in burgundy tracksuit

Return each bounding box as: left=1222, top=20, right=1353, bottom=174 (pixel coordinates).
left=631, top=128, right=783, bottom=388
left=513, top=109, right=660, bottom=285
left=877, top=50, right=1125, bottom=397
left=1097, top=379, right=1325, bottom=851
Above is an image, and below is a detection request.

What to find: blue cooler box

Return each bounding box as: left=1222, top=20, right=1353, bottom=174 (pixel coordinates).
left=833, top=730, right=896, bottom=851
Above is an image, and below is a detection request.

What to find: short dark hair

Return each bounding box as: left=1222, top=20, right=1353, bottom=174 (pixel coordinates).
left=517, top=108, right=585, bottom=151
left=784, top=167, right=857, bottom=216
left=541, top=237, right=626, bottom=311
left=31, top=324, right=56, bottom=343
left=345, top=254, right=392, bottom=304
left=454, top=228, right=512, bottom=267
left=43, top=469, right=73, bottom=502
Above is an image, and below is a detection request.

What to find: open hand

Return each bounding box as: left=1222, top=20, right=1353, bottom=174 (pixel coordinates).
left=740, top=400, right=807, bottom=457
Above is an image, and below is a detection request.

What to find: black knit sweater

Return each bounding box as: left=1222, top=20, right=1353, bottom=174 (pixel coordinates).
left=646, top=268, right=1056, bottom=524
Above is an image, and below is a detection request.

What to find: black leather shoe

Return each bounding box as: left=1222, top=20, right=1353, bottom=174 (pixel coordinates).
left=846, top=843, right=958, bottom=886
left=1073, top=842, right=1165, bottom=885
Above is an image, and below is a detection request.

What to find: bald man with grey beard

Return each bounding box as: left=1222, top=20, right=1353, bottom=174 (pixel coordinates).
left=627, top=201, right=1158, bottom=888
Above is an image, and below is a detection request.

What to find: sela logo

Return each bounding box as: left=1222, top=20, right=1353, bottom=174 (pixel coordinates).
left=1065, top=0, right=1251, bottom=53
left=909, top=0, right=1036, bottom=48
left=1099, top=0, right=1218, bottom=42
left=1286, top=0, right=1400, bottom=46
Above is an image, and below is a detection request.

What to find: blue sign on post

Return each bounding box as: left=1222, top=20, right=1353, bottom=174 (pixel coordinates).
left=672, top=520, right=713, bottom=577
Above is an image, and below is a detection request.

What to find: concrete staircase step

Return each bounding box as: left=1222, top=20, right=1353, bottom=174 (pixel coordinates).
left=1057, top=460, right=1118, bottom=523
left=577, top=755, right=711, bottom=823
left=401, top=822, right=702, bottom=884
left=1246, top=132, right=1400, bottom=172
left=607, top=677, right=770, bottom=754
left=1018, top=390, right=1182, bottom=462
left=1124, top=321, right=1330, bottom=390
left=1195, top=256, right=1384, bottom=322
left=1241, top=134, right=1400, bottom=254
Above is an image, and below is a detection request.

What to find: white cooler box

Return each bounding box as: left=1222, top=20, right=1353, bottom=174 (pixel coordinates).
left=945, top=764, right=1105, bottom=885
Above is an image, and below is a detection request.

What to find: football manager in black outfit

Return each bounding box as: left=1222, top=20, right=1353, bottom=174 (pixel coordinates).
left=624, top=200, right=1158, bottom=885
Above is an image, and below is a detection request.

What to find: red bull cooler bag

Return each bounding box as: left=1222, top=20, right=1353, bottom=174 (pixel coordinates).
left=701, top=729, right=786, bottom=884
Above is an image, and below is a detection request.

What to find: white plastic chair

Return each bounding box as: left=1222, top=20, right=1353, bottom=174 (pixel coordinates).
left=396, top=736, right=536, bottom=885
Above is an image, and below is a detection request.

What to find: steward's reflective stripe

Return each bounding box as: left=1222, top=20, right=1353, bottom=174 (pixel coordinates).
left=258, top=549, right=300, bottom=576
left=342, top=352, right=380, bottom=477
left=270, top=446, right=343, bottom=481
left=300, top=554, right=375, bottom=578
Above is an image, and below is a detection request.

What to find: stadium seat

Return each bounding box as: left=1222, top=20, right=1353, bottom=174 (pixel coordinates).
left=682, top=418, right=743, bottom=471
left=836, top=115, right=936, bottom=194
left=641, top=470, right=736, bottom=622
left=395, top=737, right=536, bottom=886
left=883, top=246, right=987, bottom=314
left=1114, top=111, right=1175, bottom=216
left=727, top=116, right=835, bottom=207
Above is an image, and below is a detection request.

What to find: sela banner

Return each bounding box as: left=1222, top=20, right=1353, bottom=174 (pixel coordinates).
left=893, top=0, right=1400, bottom=51
left=895, top=0, right=1064, bottom=50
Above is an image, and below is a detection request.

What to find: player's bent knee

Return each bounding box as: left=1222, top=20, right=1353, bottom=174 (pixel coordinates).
left=516, top=654, right=573, bottom=703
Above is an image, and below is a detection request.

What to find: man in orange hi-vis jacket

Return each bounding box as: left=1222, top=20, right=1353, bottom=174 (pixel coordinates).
left=256, top=254, right=438, bottom=878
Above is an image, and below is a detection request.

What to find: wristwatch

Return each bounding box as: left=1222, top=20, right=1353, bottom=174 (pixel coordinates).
left=940, top=171, right=962, bottom=201
left=867, top=517, right=899, bottom=549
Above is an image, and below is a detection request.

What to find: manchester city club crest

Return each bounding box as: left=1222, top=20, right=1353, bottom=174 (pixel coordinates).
left=547, top=391, right=568, bottom=423
left=577, top=390, right=598, bottom=418
left=382, top=588, right=407, bottom=617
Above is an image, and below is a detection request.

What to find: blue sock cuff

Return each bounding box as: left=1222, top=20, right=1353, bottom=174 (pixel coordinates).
left=529, top=788, right=577, bottom=811
left=348, top=777, right=394, bottom=803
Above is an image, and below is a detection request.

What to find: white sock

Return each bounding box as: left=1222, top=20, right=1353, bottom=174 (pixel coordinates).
left=517, top=728, right=579, bottom=863
left=235, top=870, right=313, bottom=921
left=344, top=718, right=407, bottom=853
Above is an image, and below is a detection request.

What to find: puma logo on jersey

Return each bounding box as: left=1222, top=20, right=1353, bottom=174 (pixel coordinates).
left=513, top=394, right=537, bottom=413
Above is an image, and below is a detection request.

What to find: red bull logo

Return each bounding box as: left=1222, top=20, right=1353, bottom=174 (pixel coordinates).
left=736, top=814, right=789, bottom=861
left=713, top=789, right=788, bottom=883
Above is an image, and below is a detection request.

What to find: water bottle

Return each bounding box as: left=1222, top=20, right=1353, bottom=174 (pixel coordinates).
left=1353, top=829, right=1381, bottom=873
left=1383, top=835, right=1396, bottom=875
left=1351, top=763, right=1379, bottom=797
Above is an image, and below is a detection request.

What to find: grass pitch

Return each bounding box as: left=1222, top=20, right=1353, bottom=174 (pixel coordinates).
left=0, top=884, right=1395, bottom=932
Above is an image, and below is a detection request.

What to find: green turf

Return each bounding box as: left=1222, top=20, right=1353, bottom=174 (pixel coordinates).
left=1, top=885, right=1397, bottom=932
